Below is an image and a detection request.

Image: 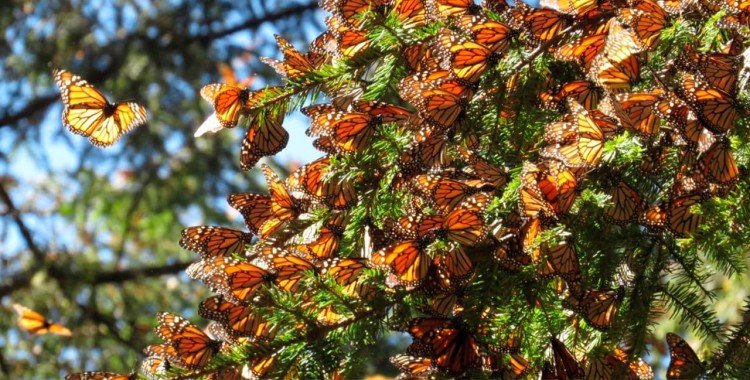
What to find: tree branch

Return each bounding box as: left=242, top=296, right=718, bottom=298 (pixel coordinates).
left=0, top=183, right=45, bottom=262
left=91, top=261, right=192, bottom=285
left=195, top=2, right=319, bottom=43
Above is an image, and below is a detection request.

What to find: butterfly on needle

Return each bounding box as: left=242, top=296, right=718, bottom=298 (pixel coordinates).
left=53, top=69, right=148, bottom=147
left=13, top=303, right=72, bottom=336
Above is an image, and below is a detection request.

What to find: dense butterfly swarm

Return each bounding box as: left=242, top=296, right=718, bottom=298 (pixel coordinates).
left=67, top=0, right=750, bottom=379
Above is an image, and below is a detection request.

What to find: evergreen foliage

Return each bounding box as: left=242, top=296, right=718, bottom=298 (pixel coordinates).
left=61, top=0, right=750, bottom=379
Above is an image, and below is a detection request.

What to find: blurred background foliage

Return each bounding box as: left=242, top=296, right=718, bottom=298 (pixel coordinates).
left=0, top=0, right=352, bottom=377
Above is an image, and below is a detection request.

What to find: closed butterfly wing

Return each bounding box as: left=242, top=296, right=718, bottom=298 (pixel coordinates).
left=667, top=333, right=705, bottom=379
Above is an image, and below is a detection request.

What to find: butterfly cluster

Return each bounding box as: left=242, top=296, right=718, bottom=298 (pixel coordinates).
left=66, top=0, right=749, bottom=378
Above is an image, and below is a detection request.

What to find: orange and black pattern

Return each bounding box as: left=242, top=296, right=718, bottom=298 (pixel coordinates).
left=69, top=1, right=747, bottom=378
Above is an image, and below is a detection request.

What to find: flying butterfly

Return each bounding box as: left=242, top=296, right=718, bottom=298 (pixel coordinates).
left=53, top=69, right=147, bottom=147
left=13, top=303, right=72, bottom=336
left=666, top=332, right=705, bottom=379
left=155, top=312, right=220, bottom=369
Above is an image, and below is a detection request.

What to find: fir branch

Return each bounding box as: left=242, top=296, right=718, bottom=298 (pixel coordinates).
left=660, top=283, right=723, bottom=340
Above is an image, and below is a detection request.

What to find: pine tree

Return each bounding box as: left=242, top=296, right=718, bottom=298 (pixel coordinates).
left=66, top=1, right=750, bottom=379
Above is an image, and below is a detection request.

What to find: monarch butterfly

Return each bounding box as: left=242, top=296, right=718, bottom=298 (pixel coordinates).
left=240, top=113, right=289, bottom=170
left=261, top=164, right=307, bottom=238
left=269, top=255, right=317, bottom=292
left=434, top=246, right=474, bottom=288
left=399, top=75, right=466, bottom=129
left=543, top=240, right=582, bottom=287
left=536, top=160, right=579, bottom=214
left=588, top=21, right=641, bottom=92
left=180, top=226, right=253, bottom=258
left=372, top=239, right=430, bottom=286
left=666, top=333, right=705, bottom=379
left=198, top=296, right=277, bottom=341
left=297, top=212, right=347, bottom=260
left=392, top=0, right=429, bottom=29
left=404, top=317, right=482, bottom=375
left=439, top=207, right=486, bottom=246
left=584, top=348, right=654, bottom=380
left=260, top=35, right=320, bottom=83
left=227, top=193, right=276, bottom=236
left=326, top=16, right=373, bottom=60
left=540, top=80, right=600, bottom=112
left=390, top=355, right=436, bottom=379
left=508, top=3, right=571, bottom=43
left=426, top=0, right=481, bottom=18
left=540, top=0, right=599, bottom=15
left=64, top=372, right=134, bottom=380
left=562, top=288, right=622, bottom=330
left=458, top=147, right=509, bottom=189
left=320, top=0, right=388, bottom=27
left=718, top=12, right=750, bottom=38
left=140, top=354, right=171, bottom=378
left=438, top=28, right=502, bottom=84
left=285, top=156, right=359, bottom=210
left=322, top=258, right=369, bottom=294
left=604, top=180, right=645, bottom=224
left=617, top=1, right=667, bottom=51
left=700, top=139, right=740, bottom=186
left=404, top=70, right=476, bottom=99
left=303, top=103, right=411, bottom=154
left=398, top=129, right=452, bottom=173
left=550, top=336, right=585, bottom=379
left=665, top=193, right=706, bottom=236
left=676, top=73, right=738, bottom=134
left=542, top=99, right=605, bottom=168
left=13, top=303, right=72, bottom=336
left=211, top=256, right=275, bottom=304
left=414, top=174, right=493, bottom=212
left=155, top=312, right=220, bottom=369
left=53, top=69, right=147, bottom=147
left=200, top=84, right=283, bottom=128
left=519, top=161, right=557, bottom=222
left=457, top=15, right=512, bottom=54
left=554, top=31, right=608, bottom=70
left=674, top=45, right=741, bottom=95
left=612, top=90, right=662, bottom=137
